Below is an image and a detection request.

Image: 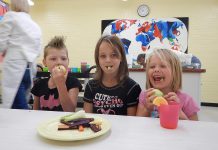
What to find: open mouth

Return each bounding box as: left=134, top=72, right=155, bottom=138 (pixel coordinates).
left=105, top=66, right=113, bottom=70
left=153, top=76, right=164, bottom=82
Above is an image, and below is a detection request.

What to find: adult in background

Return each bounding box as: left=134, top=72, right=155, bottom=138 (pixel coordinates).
left=137, top=53, right=146, bottom=68
left=0, top=0, right=42, bottom=109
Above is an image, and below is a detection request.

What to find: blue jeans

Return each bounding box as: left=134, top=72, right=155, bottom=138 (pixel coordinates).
left=11, top=69, right=31, bottom=109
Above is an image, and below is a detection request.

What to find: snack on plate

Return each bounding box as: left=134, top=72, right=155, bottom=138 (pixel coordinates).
left=61, top=110, right=86, bottom=122
left=58, top=110, right=102, bottom=133
left=55, top=65, right=67, bottom=74
left=153, top=96, right=168, bottom=107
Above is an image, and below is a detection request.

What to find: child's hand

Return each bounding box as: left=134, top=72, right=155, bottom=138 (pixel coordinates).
left=163, top=92, right=180, bottom=103
left=54, top=65, right=67, bottom=75
left=163, top=92, right=190, bottom=120
left=145, top=88, right=156, bottom=111
left=51, top=66, right=67, bottom=85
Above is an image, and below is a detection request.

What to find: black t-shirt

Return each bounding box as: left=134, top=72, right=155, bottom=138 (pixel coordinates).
left=83, top=77, right=141, bottom=115
left=31, top=75, right=82, bottom=111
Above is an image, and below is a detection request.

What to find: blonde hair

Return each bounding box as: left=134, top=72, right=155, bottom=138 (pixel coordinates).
left=10, top=0, right=29, bottom=13
left=43, top=36, right=68, bottom=59
left=145, top=49, right=182, bottom=92
left=94, top=35, right=129, bottom=84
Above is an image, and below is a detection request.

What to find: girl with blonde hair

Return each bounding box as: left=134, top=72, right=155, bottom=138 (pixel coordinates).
left=136, top=49, right=200, bottom=120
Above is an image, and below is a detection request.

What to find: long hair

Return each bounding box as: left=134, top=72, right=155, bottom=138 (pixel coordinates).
left=94, top=35, right=129, bottom=84
left=146, top=48, right=182, bottom=92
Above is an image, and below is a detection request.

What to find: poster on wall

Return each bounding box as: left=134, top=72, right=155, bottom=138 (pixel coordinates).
left=101, top=18, right=189, bottom=66
left=0, top=1, right=8, bottom=21
left=0, top=0, right=8, bottom=62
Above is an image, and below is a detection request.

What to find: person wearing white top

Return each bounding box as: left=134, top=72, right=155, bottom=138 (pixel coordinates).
left=145, top=48, right=201, bottom=68
left=171, top=50, right=201, bottom=68
left=0, top=0, right=42, bottom=109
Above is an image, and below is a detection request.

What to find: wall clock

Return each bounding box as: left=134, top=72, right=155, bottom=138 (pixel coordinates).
left=137, top=4, right=150, bottom=17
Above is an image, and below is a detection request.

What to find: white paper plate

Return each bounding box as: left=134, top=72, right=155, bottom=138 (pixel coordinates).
left=37, top=115, right=111, bottom=141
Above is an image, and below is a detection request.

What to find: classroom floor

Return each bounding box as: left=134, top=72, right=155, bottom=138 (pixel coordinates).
left=199, top=106, right=218, bottom=122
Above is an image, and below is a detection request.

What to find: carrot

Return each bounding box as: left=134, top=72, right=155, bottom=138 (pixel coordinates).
left=78, top=125, right=84, bottom=132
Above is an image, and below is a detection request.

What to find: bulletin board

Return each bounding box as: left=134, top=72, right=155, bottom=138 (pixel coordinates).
left=0, top=1, right=8, bottom=21
left=0, top=0, right=8, bottom=62
left=101, top=18, right=189, bottom=65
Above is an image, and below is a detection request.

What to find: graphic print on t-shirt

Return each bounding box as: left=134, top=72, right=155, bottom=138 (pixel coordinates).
left=93, top=92, right=124, bottom=115
left=40, top=94, right=60, bottom=110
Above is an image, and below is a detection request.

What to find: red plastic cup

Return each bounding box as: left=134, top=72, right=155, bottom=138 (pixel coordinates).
left=159, top=102, right=180, bottom=129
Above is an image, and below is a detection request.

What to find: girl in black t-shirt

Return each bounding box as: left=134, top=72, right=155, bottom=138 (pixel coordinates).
left=31, top=36, right=82, bottom=112
left=83, top=35, right=141, bottom=116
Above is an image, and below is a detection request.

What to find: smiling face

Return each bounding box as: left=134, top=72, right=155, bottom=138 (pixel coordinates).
left=147, top=54, right=173, bottom=92
left=98, top=41, right=122, bottom=77
left=146, top=49, right=182, bottom=92
left=43, top=48, right=69, bottom=73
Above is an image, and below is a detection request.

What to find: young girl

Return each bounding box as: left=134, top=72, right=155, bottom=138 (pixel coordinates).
left=31, top=36, right=82, bottom=112
left=83, top=35, right=141, bottom=116
left=136, top=49, right=200, bottom=120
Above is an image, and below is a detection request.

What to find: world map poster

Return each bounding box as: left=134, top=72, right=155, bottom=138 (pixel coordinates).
left=102, top=18, right=189, bottom=66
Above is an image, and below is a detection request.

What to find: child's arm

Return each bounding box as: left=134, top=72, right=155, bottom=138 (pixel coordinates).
left=127, top=106, right=137, bottom=116
left=179, top=111, right=198, bottom=121
left=52, top=68, right=78, bottom=112
left=164, top=92, right=199, bottom=121
left=33, top=96, right=40, bottom=110
left=57, top=84, right=79, bottom=112
left=136, top=88, right=155, bottom=117
left=179, top=110, right=189, bottom=120
left=136, top=104, right=150, bottom=117
left=164, top=92, right=188, bottom=120
left=83, top=102, right=93, bottom=113
left=188, top=113, right=198, bottom=121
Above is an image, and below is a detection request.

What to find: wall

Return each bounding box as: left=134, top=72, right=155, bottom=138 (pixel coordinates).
left=30, top=0, right=218, bottom=103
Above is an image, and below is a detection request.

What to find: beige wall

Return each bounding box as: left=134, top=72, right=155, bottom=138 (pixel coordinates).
left=30, top=0, right=218, bottom=103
